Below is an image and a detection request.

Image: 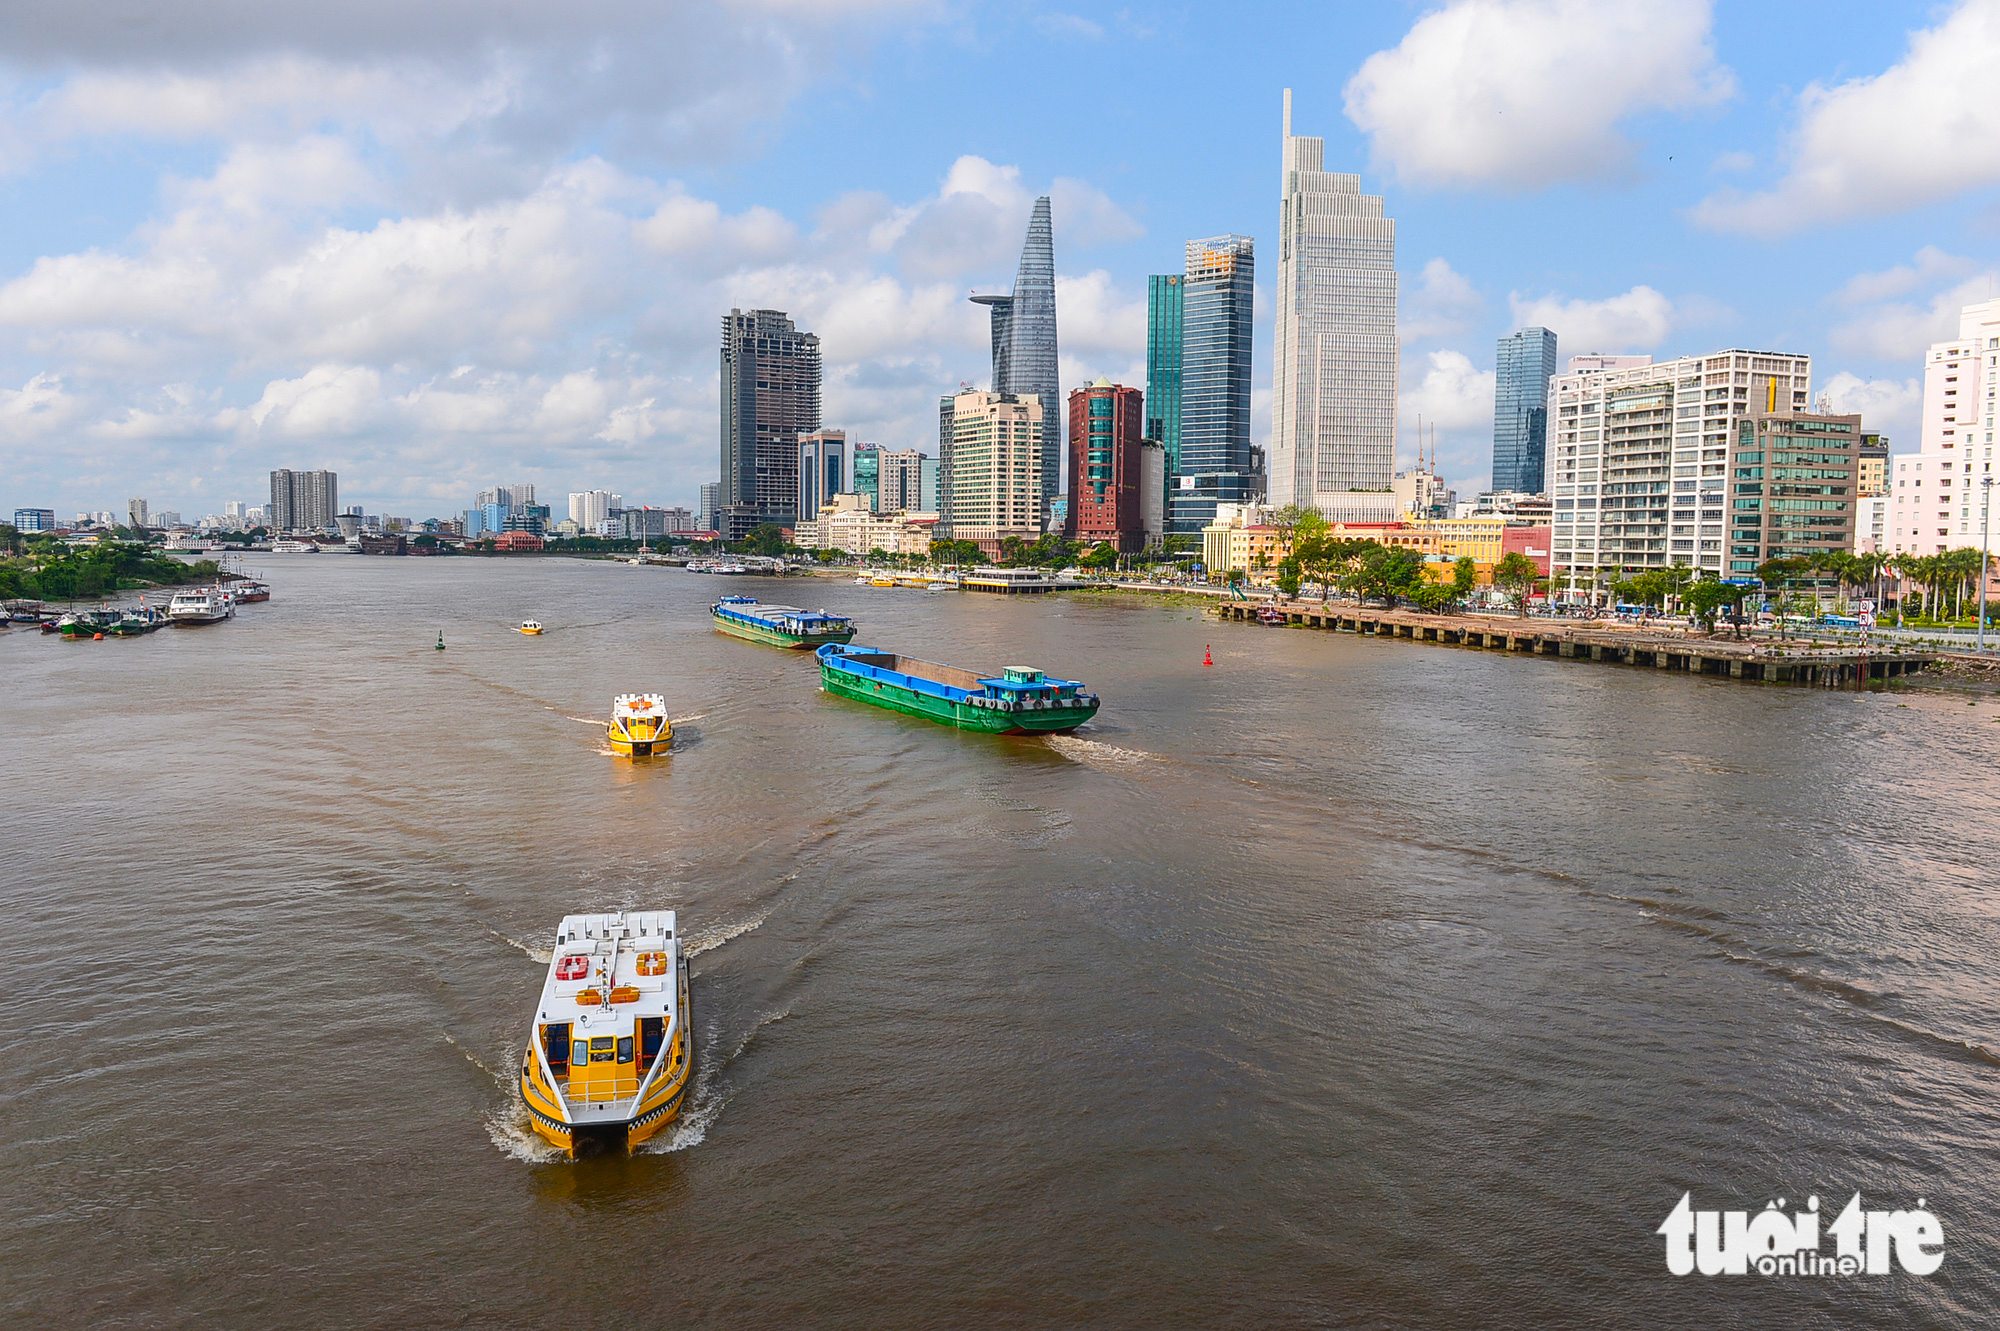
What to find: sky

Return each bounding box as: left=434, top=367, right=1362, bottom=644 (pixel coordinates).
left=2, top=0, right=1999, bottom=521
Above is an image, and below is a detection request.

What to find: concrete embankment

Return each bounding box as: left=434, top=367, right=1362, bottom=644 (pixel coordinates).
left=1211, top=601, right=1937, bottom=688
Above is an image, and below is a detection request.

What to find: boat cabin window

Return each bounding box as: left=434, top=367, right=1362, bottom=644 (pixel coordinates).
left=617, top=1036, right=635, bottom=1064
left=589, top=1036, right=615, bottom=1063
left=571, top=1039, right=588, bottom=1066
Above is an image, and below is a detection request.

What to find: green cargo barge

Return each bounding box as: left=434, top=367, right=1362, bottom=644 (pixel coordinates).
left=710, top=596, right=856, bottom=649
left=816, top=643, right=1100, bottom=735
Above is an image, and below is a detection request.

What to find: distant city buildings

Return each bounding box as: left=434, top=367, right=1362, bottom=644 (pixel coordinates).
left=13, top=508, right=55, bottom=533
left=799, top=430, right=847, bottom=521
left=1856, top=434, right=1889, bottom=497
left=127, top=497, right=149, bottom=529
left=1548, top=349, right=1812, bottom=591
left=796, top=493, right=937, bottom=556
left=697, top=482, right=719, bottom=534
left=720, top=308, right=821, bottom=539
left=569, top=490, right=620, bottom=530
left=877, top=449, right=937, bottom=515
left=946, top=390, right=1044, bottom=558
left=970, top=198, right=1061, bottom=524
left=1494, top=327, right=1558, bottom=494
left=269, top=469, right=338, bottom=532
left=622, top=506, right=693, bottom=540
left=1884, top=298, right=1998, bottom=556
left=1065, top=378, right=1146, bottom=552
left=1271, top=89, right=1397, bottom=522
left=1394, top=467, right=1455, bottom=521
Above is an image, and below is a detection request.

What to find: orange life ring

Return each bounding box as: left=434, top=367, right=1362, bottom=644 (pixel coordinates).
left=635, top=951, right=668, bottom=976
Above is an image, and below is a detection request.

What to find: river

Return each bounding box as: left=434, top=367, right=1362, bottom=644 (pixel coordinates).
left=4, top=555, right=1996, bottom=1328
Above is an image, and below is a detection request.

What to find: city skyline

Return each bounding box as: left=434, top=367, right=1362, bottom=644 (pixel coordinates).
left=1, top=5, right=1994, bottom=522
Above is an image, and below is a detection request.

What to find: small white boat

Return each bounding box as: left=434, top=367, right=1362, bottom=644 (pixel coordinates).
left=520, top=620, right=543, bottom=635
left=166, top=587, right=234, bottom=624
left=270, top=540, right=318, bottom=553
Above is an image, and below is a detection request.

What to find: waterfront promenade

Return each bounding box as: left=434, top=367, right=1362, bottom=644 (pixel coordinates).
left=1211, top=601, right=1937, bottom=687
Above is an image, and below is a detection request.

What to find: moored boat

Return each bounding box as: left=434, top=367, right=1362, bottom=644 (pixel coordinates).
left=166, top=588, right=234, bottom=624
left=518, top=909, right=693, bottom=1156
left=269, top=540, right=318, bottom=553
left=816, top=643, right=1100, bottom=735
left=108, top=605, right=170, bottom=635
left=225, top=578, right=271, bottom=604
left=607, top=693, right=670, bottom=756
left=57, top=608, right=121, bottom=639
left=710, top=596, right=855, bottom=649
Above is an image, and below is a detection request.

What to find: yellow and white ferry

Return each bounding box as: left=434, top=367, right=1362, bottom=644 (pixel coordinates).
left=607, top=693, right=670, bottom=756
left=518, top=909, right=693, bottom=1156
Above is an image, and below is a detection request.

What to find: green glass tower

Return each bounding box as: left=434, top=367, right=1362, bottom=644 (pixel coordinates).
left=1146, top=275, right=1184, bottom=474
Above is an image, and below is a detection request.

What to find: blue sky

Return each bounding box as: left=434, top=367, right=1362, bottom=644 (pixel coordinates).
left=2, top=0, right=1996, bottom=521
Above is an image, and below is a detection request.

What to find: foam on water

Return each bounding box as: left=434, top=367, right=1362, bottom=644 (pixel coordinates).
left=686, top=912, right=767, bottom=957
left=1043, top=734, right=1150, bottom=771
left=489, top=927, right=552, bottom=965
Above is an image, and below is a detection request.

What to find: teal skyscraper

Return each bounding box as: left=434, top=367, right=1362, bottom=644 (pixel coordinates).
left=1146, top=274, right=1183, bottom=473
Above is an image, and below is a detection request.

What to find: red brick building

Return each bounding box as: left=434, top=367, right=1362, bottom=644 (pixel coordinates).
left=1065, top=377, right=1144, bottom=552
left=491, top=531, right=545, bottom=552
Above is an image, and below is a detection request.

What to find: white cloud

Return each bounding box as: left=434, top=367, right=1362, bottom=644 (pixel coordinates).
left=1508, top=285, right=1676, bottom=352
left=1828, top=253, right=2000, bottom=364
left=1693, top=0, right=2000, bottom=234
left=0, top=132, right=1140, bottom=513
left=1343, top=0, right=1731, bottom=189
left=1821, top=372, right=1921, bottom=446
left=1400, top=350, right=1494, bottom=432
left=1400, top=258, right=1482, bottom=343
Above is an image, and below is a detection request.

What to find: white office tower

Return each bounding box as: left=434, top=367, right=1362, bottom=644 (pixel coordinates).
left=1271, top=89, right=1398, bottom=522
left=1884, top=299, right=2000, bottom=556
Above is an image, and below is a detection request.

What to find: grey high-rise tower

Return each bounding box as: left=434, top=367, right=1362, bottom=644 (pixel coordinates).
left=1493, top=327, right=1558, bottom=494
left=971, top=197, right=1061, bottom=521
left=719, top=308, right=821, bottom=540
left=1272, top=89, right=1398, bottom=521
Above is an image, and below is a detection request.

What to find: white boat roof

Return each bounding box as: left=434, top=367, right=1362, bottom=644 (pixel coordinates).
left=612, top=693, right=666, bottom=718
left=537, top=909, right=680, bottom=1031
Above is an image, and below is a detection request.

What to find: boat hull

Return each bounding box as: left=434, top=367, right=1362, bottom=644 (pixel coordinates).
left=712, top=612, right=855, bottom=649
left=819, top=662, right=1098, bottom=734
left=607, top=730, right=668, bottom=756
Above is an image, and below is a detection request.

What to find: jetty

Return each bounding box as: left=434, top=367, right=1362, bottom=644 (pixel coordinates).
left=1212, top=602, right=1937, bottom=687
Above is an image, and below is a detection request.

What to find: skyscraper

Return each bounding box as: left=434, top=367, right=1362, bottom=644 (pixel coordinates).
left=698, top=482, right=719, bottom=534
left=852, top=443, right=880, bottom=511
left=1272, top=90, right=1398, bottom=520
left=1493, top=327, right=1559, bottom=494
left=1145, top=274, right=1184, bottom=471
left=1066, top=378, right=1145, bottom=552
left=269, top=469, right=337, bottom=531
left=799, top=430, right=847, bottom=521
left=971, top=197, right=1060, bottom=521
left=720, top=308, right=821, bottom=539
left=1173, top=235, right=1259, bottom=533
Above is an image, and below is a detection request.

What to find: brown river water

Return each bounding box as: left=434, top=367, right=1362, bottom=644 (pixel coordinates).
left=4, top=556, right=1999, bottom=1328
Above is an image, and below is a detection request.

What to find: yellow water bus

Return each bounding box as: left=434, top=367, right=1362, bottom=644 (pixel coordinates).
left=519, top=620, right=544, bottom=635
left=518, top=909, right=693, bottom=1156
left=607, top=693, right=670, bottom=756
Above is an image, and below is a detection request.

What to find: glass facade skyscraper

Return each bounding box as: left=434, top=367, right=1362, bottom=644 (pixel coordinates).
left=971, top=197, right=1060, bottom=524
left=1171, top=236, right=1258, bottom=533
left=1493, top=327, right=1558, bottom=494
left=1145, top=275, right=1183, bottom=472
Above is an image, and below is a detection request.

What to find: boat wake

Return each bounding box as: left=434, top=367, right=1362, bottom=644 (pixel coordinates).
left=1043, top=734, right=1150, bottom=770
left=686, top=912, right=767, bottom=957
left=488, top=927, right=552, bottom=965
left=486, top=1102, right=568, bottom=1164
left=637, top=1006, right=790, bottom=1155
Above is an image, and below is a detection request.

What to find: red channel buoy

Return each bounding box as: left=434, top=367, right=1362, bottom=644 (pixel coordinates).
left=1203, top=645, right=1213, bottom=667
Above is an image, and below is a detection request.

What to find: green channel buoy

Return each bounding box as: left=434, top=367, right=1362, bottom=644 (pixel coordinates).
left=436, top=631, right=446, bottom=651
